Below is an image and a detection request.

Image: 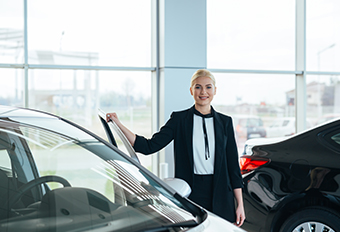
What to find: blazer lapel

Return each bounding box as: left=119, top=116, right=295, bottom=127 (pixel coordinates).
left=184, top=106, right=195, bottom=170
left=213, top=110, right=225, bottom=181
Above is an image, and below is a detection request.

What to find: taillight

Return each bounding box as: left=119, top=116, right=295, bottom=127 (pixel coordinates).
left=240, top=156, right=269, bottom=175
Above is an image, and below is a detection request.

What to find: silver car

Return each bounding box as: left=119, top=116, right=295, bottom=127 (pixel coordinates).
left=0, top=105, right=245, bottom=232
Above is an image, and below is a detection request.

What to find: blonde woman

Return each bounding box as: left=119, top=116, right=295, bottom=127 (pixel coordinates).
left=106, top=69, right=245, bottom=226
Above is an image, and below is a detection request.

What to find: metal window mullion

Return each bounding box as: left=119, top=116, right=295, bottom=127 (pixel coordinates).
left=0, top=64, right=25, bottom=68
left=295, top=0, right=307, bottom=133
left=150, top=0, right=160, bottom=176
left=209, top=69, right=302, bottom=75
left=306, top=71, right=340, bottom=76
left=24, top=0, right=28, bottom=107
left=27, top=64, right=155, bottom=71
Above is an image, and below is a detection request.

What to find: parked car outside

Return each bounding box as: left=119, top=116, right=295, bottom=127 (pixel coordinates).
left=232, top=115, right=266, bottom=140
left=314, top=113, right=340, bottom=126
left=0, top=105, right=245, bottom=232
left=239, top=118, right=340, bottom=232
left=266, top=117, right=312, bottom=138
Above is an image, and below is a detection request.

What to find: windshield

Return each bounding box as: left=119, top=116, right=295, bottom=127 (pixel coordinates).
left=0, top=117, right=197, bottom=232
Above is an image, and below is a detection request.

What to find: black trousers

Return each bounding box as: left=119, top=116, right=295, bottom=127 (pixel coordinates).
left=189, top=174, right=214, bottom=212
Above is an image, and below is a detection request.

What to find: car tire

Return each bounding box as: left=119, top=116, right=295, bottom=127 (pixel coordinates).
left=279, top=207, right=340, bottom=232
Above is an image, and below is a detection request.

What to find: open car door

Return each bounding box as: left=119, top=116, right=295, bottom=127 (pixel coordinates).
left=98, top=109, right=191, bottom=197
left=98, top=109, right=140, bottom=164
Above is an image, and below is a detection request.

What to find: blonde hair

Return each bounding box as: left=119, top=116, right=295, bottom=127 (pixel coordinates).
left=190, top=69, right=216, bottom=87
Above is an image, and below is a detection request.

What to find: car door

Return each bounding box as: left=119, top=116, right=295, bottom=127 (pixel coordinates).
left=98, top=109, right=191, bottom=197
left=98, top=109, right=140, bottom=164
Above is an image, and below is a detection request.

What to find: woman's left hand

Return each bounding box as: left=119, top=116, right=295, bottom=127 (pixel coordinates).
left=234, top=205, right=245, bottom=227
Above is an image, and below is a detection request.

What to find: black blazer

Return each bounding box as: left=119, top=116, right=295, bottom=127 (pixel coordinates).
left=133, top=105, right=243, bottom=221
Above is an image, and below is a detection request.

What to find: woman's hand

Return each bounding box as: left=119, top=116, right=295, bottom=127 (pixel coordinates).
left=233, top=188, right=245, bottom=227
left=106, top=112, right=120, bottom=125
left=234, top=204, right=245, bottom=227
left=106, top=112, right=136, bottom=146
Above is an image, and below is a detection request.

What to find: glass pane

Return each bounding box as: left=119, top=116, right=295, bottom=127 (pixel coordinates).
left=28, top=69, right=153, bottom=170
left=307, top=0, right=340, bottom=72
left=207, top=0, right=295, bottom=70
left=307, top=75, right=340, bottom=126
left=27, top=0, right=151, bottom=67
left=331, top=133, right=340, bottom=145
left=0, top=68, right=24, bottom=106
left=212, top=73, right=295, bottom=154
left=0, top=0, right=24, bottom=63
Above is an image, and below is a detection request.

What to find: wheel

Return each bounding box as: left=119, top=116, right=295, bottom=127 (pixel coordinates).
left=279, top=207, right=340, bottom=232
left=7, top=175, right=71, bottom=211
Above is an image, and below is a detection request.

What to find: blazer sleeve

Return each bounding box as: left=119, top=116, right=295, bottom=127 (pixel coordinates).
left=226, top=117, right=244, bottom=189
left=133, top=112, right=177, bottom=155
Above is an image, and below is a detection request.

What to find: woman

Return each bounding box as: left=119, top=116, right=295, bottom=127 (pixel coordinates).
left=106, top=69, right=245, bottom=226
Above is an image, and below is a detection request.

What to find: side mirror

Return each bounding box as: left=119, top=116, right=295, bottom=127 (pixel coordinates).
left=163, top=178, right=191, bottom=197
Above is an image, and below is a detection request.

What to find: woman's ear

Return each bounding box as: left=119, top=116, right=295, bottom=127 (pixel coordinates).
left=214, top=86, right=217, bottom=95
left=190, top=87, right=193, bottom=96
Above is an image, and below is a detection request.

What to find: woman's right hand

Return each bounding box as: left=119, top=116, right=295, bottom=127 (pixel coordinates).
left=106, top=112, right=136, bottom=146
left=106, top=112, right=120, bottom=124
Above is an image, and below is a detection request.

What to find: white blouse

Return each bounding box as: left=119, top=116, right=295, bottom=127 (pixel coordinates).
left=192, top=114, right=215, bottom=174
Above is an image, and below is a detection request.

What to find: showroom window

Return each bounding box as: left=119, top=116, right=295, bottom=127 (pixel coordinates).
left=213, top=73, right=295, bottom=152
left=306, top=0, right=340, bottom=128
left=306, top=75, right=340, bottom=125
left=0, top=1, right=24, bottom=105
left=2, top=0, right=340, bottom=164
left=0, top=0, right=24, bottom=64
left=207, top=0, right=297, bottom=149
left=207, top=0, right=295, bottom=70
left=207, top=0, right=340, bottom=149
left=306, top=0, right=340, bottom=72
left=0, top=0, right=153, bottom=171
left=27, top=0, right=151, bottom=67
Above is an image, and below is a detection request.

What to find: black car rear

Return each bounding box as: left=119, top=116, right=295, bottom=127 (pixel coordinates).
left=240, top=119, right=340, bottom=232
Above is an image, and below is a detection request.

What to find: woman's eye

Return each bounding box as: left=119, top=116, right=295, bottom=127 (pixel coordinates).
left=195, top=86, right=201, bottom=89
left=207, top=86, right=212, bottom=89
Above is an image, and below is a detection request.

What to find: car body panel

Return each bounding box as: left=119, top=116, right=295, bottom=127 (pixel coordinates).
left=241, top=119, right=340, bottom=232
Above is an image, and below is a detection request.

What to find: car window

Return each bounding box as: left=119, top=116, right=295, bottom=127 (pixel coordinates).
left=248, top=118, right=262, bottom=127
left=282, top=120, right=290, bottom=127
left=331, top=133, right=340, bottom=145
left=0, top=150, right=11, bottom=170
left=270, top=120, right=281, bottom=127
left=318, top=127, right=340, bottom=153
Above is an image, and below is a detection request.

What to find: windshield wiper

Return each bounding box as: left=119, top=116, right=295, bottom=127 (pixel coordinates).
left=140, top=219, right=198, bottom=232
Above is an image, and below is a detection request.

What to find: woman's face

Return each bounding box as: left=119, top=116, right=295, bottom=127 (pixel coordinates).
left=190, top=76, right=216, bottom=108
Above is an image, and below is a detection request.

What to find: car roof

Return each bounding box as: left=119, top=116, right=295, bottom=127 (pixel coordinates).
left=0, top=105, right=95, bottom=141
left=0, top=105, right=57, bottom=119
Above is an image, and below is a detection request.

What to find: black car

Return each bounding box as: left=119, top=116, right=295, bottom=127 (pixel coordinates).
left=240, top=118, right=340, bottom=232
